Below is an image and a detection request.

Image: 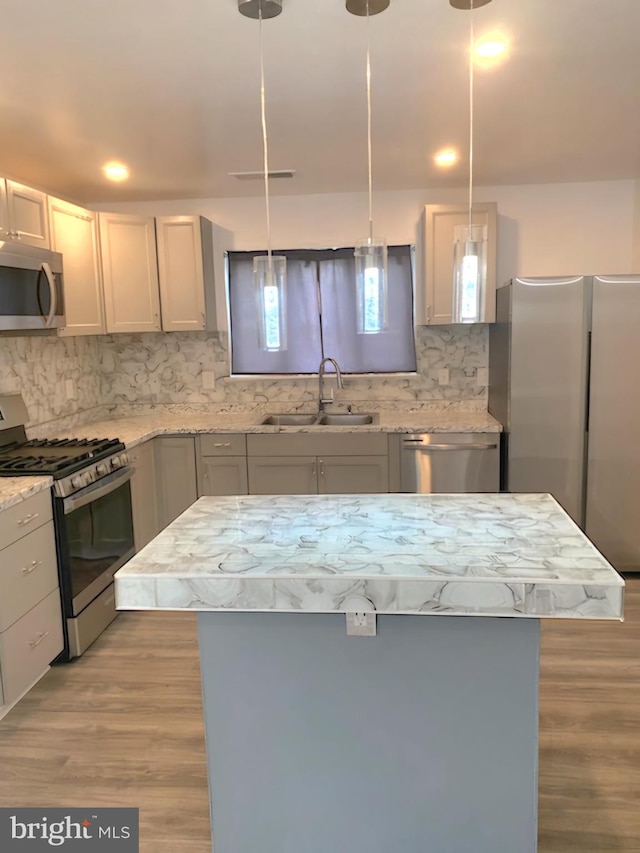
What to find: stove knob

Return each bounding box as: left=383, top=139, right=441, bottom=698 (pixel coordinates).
left=96, top=463, right=108, bottom=475
left=71, top=475, right=84, bottom=490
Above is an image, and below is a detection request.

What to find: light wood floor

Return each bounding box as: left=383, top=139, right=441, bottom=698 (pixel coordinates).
left=1, top=580, right=639, bottom=853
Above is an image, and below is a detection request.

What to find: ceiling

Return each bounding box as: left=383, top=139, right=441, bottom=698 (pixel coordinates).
left=1, top=0, right=640, bottom=203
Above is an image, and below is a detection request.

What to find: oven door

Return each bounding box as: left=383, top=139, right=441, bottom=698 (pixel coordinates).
left=60, top=467, right=135, bottom=616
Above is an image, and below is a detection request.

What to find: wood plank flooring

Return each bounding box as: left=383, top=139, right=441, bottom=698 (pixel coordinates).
left=1, top=579, right=639, bottom=852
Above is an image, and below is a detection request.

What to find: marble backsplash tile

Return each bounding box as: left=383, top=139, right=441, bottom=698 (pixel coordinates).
left=1, top=325, right=488, bottom=428
left=97, top=325, right=488, bottom=408
left=0, top=334, right=102, bottom=427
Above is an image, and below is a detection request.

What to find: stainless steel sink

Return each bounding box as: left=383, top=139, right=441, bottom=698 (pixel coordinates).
left=261, top=414, right=319, bottom=426
left=318, top=413, right=375, bottom=426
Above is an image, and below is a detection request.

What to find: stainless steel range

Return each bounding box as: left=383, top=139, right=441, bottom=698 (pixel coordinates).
left=0, top=395, right=134, bottom=659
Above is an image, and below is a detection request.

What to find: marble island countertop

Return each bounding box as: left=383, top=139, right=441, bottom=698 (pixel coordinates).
left=115, top=493, right=624, bottom=621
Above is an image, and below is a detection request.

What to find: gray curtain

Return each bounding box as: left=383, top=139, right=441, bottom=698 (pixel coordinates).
left=228, top=246, right=416, bottom=374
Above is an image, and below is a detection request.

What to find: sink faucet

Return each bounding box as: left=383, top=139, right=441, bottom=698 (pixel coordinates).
left=318, top=357, right=344, bottom=412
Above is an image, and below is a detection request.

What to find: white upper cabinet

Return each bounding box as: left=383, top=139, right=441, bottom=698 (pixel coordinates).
left=155, top=216, right=217, bottom=332
left=0, top=180, right=50, bottom=249
left=99, top=212, right=162, bottom=333
left=420, top=202, right=497, bottom=325
left=98, top=212, right=219, bottom=334
left=48, top=197, right=106, bottom=336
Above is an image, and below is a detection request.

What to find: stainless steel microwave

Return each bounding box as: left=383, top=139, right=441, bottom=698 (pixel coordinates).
left=0, top=242, right=65, bottom=330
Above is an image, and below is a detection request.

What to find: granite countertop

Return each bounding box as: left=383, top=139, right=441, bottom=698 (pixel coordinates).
left=35, top=408, right=501, bottom=450
left=0, top=476, right=53, bottom=512
left=115, top=493, right=624, bottom=621
left=0, top=405, right=501, bottom=511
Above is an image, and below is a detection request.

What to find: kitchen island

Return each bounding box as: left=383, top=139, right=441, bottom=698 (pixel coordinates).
left=115, top=493, right=623, bottom=853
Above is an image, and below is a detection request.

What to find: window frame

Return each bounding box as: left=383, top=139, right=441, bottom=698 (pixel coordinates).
left=224, top=244, right=418, bottom=379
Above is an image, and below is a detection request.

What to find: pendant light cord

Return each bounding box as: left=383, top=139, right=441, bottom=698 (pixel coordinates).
left=259, top=5, right=272, bottom=270
left=468, top=0, right=475, bottom=237
left=366, top=0, right=373, bottom=243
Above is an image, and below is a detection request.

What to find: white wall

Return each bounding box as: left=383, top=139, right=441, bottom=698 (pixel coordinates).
left=95, top=178, right=636, bottom=284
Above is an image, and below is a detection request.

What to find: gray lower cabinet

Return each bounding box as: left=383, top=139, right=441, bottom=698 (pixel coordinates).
left=0, top=490, right=63, bottom=719
left=197, top=434, right=249, bottom=496
left=248, top=456, right=317, bottom=495
left=200, top=457, right=249, bottom=496
left=246, top=433, right=390, bottom=495
left=319, top=455, right=389, bottom=494
left=155, top=436, right=198, bottom=527
left=129, top=439, right=161, bottom=551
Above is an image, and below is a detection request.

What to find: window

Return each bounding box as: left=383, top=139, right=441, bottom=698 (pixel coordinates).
left=227, top=245, right=416, bottom=375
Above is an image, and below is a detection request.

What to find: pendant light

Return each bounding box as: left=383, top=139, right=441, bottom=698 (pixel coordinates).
left=348, top=0, right=389, bottom=335
left=239, top=0, right=287, bottom=351
left=451, top=0, right=491, bottom=324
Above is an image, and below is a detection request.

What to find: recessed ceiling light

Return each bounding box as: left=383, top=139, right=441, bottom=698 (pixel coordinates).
left=103, top=162, right=129, bottom=182
left=434, top=149, right=458, bottom=168
left=474, top=34, right=509, bottom=65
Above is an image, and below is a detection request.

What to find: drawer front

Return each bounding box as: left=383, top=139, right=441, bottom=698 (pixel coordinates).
left=0, top=521, right=59, bottom=632
left=247, top=432, right=388, bottom=457
left=199, top=433, right=247, bottom=456
left=0, top=588, right=63, bottom=706
left=0, top=490, right=53, bottom=549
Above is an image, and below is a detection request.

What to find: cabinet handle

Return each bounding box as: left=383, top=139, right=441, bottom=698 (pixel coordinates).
left=311, top=461, right=317, bottom=480
left=27, top=631, right=50, bottom=649
left=319, top=459, right=324, bottom=477
left=426, top=305, right=432, bottom=322
left=21, top=559, right=43, bottom=575
left=213, top=442, right=231, bottom=448
left=18, top=512, right=39, bottom=527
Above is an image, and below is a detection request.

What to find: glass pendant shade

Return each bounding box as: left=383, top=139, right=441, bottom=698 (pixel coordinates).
left=254, top=255, right=287, bottom=351
left=452, top=223, right=487, bottom=323
left=355, top=238, right=388, bottom=335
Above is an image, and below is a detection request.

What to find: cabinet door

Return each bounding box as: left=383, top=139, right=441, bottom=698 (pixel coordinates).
left=48, top=197, right=106, bottom=336
left=156, top=216, right=207, bottom=331
left=248, top=456, right=317, bottom=495
left=421, top=202, right=497, bottom=325
left=0, top=180, right=8, bottom=238
left=155, top=437, right=197, bottom=528
left=5, top=181, right=50, bottom=248
left=99, top=212, right=162, bottom=333
left=129, top=440, right=160, bottom=550
left=200, top=457, right=248, bottom=496
left=318, top=456, right=389, bottom=494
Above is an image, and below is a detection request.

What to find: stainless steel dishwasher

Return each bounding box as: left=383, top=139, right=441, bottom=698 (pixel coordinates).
left=399, top=433, right=500, bottom=493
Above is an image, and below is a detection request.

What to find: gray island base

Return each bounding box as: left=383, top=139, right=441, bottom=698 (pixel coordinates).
left=114, top=493, right=624, bottom=853
left=199, top=611, right=539, bottom=853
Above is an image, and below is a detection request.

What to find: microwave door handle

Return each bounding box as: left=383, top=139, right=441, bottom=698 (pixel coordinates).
left=41, top=262, right=57, bottom=327
left=63, top=466, right=132, bottom=515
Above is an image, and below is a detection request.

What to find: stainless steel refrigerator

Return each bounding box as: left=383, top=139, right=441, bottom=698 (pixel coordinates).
left=489, top=274, right=640, bottom=573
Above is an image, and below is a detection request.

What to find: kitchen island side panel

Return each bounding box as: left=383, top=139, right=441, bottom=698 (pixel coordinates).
left=198, top=612, right=540, bottom=853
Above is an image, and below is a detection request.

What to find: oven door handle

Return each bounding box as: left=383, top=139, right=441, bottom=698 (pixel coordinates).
left=63, top=466, right=132, bottom=515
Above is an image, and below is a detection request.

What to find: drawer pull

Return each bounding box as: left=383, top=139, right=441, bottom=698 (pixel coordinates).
left=18, top=512, right=40, bottom=527
left=21, top=559, right=44, bottom=575
left=213, top=442, right=232, bottom=448
left=27, top=631, right=50, bottom=649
